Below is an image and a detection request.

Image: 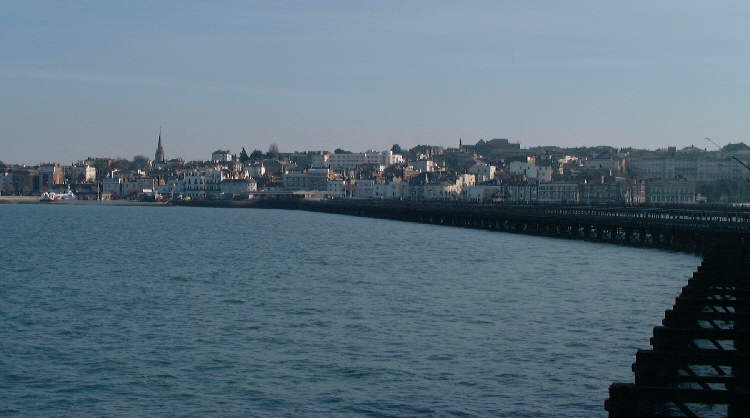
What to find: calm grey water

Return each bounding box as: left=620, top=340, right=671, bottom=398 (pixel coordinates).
left=0, top=204, right=699, bottom=417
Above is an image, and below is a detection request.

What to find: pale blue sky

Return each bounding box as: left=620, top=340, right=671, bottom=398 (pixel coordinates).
left=1, top=1, right=748, bottom=164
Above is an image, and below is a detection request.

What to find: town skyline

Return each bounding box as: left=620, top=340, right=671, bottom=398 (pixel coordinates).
left=3, top=132, right=745, bottom=166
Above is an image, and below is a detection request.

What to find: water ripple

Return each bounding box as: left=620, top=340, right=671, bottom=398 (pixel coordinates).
left=0, top=204, right=700, bottom=416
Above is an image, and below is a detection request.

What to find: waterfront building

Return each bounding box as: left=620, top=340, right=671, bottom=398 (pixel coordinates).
left=120, top=178, right=156, bottom=198
left=354, top=179, right=375, bottom=198
left=37, top=164, right=64, bottom=193
left=0, top=170, right=11, bottom=195
left=463, top=185, right=505, bottom=202
left=283, top=172, right=308, bottom=191
left=327, top=179, right=351, bottom=198
left=408, top=173, right=463, bottom=200
left=580, top=182, right=626, bottom=204
left=646, top=180, right=696, bottom=204
left=73, top=183, right=99, bottom=200
left=372, top=181, right=408, bottom=200
left=11, top=168, right=39, bottom=195
left=537, top=183, right=580, bottom=204
left=505, top=182, right=539, bottom=203
left=101, top=178, right=122, bottom=198
left=220, top=178, right=257, bottom=195
left=182, top=170, right=226, bottom=199
left=282, top=168, right=330, bottom=191
left=155, top=178, right=181, bottom=198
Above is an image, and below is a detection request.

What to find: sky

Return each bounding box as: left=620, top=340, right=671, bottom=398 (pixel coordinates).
left=1, top=1, right=749, bottom=164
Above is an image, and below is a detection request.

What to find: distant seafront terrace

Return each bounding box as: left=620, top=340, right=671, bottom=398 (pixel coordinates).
left=3, top=137, right=750, bottom=205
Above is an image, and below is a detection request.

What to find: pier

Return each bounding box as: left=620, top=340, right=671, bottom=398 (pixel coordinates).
left=176, top=199, right=750, bottom=253
left=606, top=241, right=750, bottom=417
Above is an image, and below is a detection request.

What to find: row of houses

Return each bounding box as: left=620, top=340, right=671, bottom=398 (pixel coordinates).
left=99, top=170, right=259, bottom=200
left=0, top=164, right=96, bottom=195
left=323, top=177, right=694, bottom=205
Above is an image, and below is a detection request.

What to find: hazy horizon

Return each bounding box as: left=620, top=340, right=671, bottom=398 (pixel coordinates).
left=2, top=1, right=749, bottom=164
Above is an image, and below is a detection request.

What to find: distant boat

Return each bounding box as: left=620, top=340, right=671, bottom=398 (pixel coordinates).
left=40, top=187, right=76, bottom=202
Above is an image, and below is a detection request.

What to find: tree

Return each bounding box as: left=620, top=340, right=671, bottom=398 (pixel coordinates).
left=334, top=148, right=352, bottom=154
left=111, top=159, right=131, bottom=170
left=239, top=147, right=250, bottom=164
left=267, top=143, right=280, bottom=159
left=391, top=144, right=403, bottom=154
left=250, top=149, right=264, bottom=160
left=132, top=155, right=151, bottom=170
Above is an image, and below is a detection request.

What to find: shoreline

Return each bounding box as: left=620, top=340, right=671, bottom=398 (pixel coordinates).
left=0, top=196, right=168, bottom=206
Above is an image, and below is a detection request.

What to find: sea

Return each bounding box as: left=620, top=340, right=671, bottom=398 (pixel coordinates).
left=0, top=203, right=700, bottom=417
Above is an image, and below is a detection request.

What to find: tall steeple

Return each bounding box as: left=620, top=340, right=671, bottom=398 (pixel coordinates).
left=155, top=128, right=165, bottom=163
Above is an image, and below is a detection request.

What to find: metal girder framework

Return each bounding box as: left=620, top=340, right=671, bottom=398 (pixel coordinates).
left=606, top=243, right=750, bottom=417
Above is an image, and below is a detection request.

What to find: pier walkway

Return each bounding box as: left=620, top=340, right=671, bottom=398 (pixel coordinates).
left=178, top=199, right=750, bottom=253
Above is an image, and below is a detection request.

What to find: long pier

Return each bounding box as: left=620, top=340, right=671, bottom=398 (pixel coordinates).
left=175, top=198, right=750, bottom=253
left=173, top=198, right=750, bottom=416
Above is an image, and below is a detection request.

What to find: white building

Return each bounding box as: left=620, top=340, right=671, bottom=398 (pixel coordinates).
left=220, top=178, right=257, bottom=195
left=457, top=173, right=476, bottom=188
left=67, top=165, right=97, bottom=182
left=468, top=164, right=496, bottom=182
left=327, top=150, right=403, bottom=171
left=420, top=182, right=461, bottom=200
left=410, top=159, right=437, bottom=173
left=507, top=161, right=552, bottom=182
left=244, top=164, right=266, bottom=178
left=182, top=170, right=226, bottom=199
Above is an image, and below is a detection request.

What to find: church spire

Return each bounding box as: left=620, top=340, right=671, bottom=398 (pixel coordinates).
left=155, top=127, right=166, bottom=163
